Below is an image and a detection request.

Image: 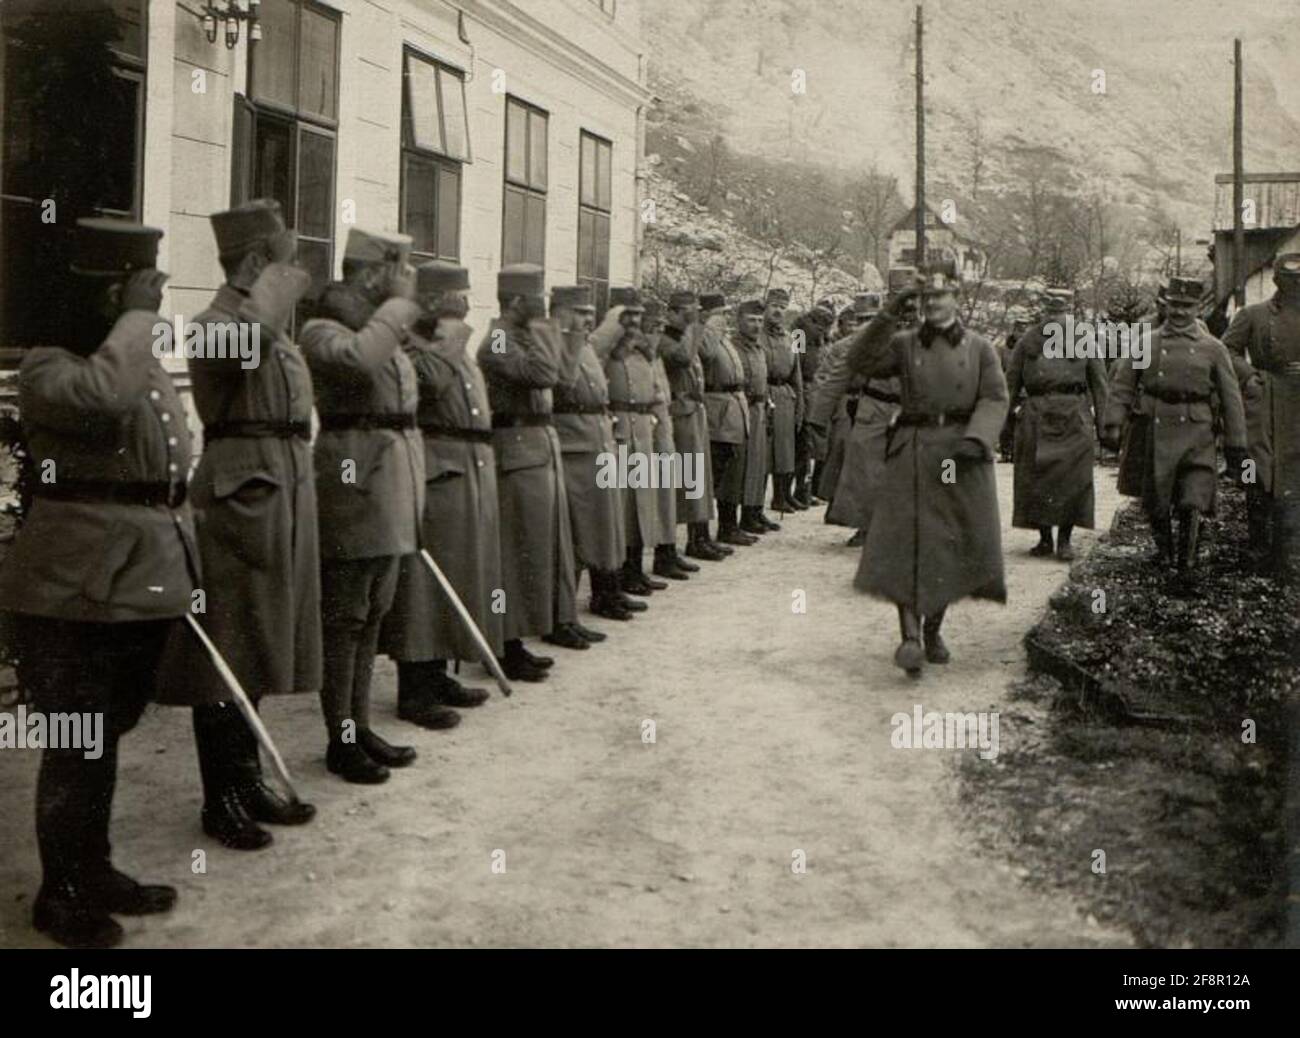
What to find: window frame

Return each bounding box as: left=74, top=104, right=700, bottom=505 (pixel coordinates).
left=501, top=95, right=548, bottom=267
left=399, top=47, right=468, bottom=263
left=577, top=130, right=613, bottom=315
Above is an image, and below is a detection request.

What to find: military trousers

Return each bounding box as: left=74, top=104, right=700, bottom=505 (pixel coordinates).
left=319, top=556, right=401, bottom=741
left=15, top=615, right=173, bottom=896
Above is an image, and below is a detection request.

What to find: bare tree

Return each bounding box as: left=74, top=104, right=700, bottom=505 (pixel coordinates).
left=851, top=165, right=903, bottom=275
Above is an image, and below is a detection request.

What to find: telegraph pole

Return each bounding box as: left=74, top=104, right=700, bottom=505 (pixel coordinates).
left=914, top=4, right=926, bottom=271
left=1233, top=38, right=1245, bottom=308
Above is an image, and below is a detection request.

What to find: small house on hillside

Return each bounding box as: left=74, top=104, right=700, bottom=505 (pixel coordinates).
left=1212, top=172, right=1300, bottom=309
left=886, top=204, right=987, bottom=279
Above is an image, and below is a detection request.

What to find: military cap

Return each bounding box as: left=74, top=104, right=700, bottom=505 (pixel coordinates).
left=669, top=289, right=699, bottom=309
left=738, top=299, right=765, bottom=317
left=853, top=292, right=883, bottom=316
left=1165, top=276, right=1203, bottom=304
left=417, top=260, right=470, bottom=296
left=919, top=269, right=959, bottom=296
left=549, top=284, right=591, bottom=309
left=765, top=287, right=790, bottom=306
left=699, top=292, right=727, bottom=312
left=1275, top=252, right=1300, bottom=276
left=344, top=227, right=412, bottom=266
left=608, top=286, right=645, bottom=312
left=210, top=199, right=286, bottom=255
left=498, top=263, right=545, bottom=299
left=70, top=217, right=163, bottom=276
left=1043, top=288, right=1074, bottom=311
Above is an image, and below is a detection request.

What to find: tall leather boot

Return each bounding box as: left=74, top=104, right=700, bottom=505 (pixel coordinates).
left=771, top=475, right=791, bottom=515
left=653, top=543, right=691, bottom=580
left=1029, top=526, right=1054, bottom=557
left=894, top=605, right=924, bottom=675
left=194, top=703, right=273, bottom=850
left=1247, top=491, right=1272, bottom=573
left=719, top=502, right=757, bottom=545
left=1055, top=525, right=1075, bottom=562
left=1149, top=514, right=1174, bottom=567
left=785, top=473, right=809, bottom=510
left=739, top=505, right=769, bottom=535
left=231, top=701, right=315, bottom=826
left=922, top=608, right=950, bottom=664
left=397, top=661, right=463, bottom=729
left=1178, top=509, right=1202, bottom=572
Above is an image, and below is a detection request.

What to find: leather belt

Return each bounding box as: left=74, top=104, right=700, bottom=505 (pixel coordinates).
left=491, top=413, right=553, bottom=429
left=894, top=409, right=973, bottom=428
left=552, top=403, right=610, bottom=415
left=1143, top=388, right=1210, bottom=404
left=1028, top=383, right=1087, bottom=397
left=318, top=413, right=416, bottom=432
left=862, top=387, right=901, bottom=404
left=34, top=479, right=188, bottom=508
left=709, top=383, right=745, bottom=393
left=768, top=376, right=796, bottom=387
left=608, top=401, right=655, bottom=414
left=205, top=419, right=311, bottom=441
left=420, top=423, right=494, bottom=443
left=746, top=393, right=767, bottom=405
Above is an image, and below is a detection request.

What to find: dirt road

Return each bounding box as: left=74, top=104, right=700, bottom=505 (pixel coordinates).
left=0, top=465, right=1130, bottom=947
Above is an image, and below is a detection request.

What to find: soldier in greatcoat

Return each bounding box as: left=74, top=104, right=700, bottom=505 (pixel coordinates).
left=604, top=288, right=670, bottom=596
left=792, top=298, right=837, bottom=507
left=549, top=284, right=629, bottom=626
left=1221, top=252, right=1300, bottom=577
left=164, top=200, right=319, bottom=851
left=736, top=299, right=779, bottom=535
left=697, top=293, right=751, bottom=548
left=0, top=219, right=196, bottom=947
left=1005, top=288, right=1108, bottom=561
left=660, top=290, right=725, bottom=564
left=844, top=272, right=1010, bottom=676
left=379, top=260, right=511, bottom=736
left=761, top=288, right=804, bottom=514
left=1104, top=277, right=1249, bottom=571
left=477, top=264, right=586, bottom=675
left=300, top=229, right=425, bottom=784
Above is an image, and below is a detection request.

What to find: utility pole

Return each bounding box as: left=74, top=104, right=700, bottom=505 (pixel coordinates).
left=1233, top=38, right=1245, bottom=308
left=914, top=4, right=926, bottom=271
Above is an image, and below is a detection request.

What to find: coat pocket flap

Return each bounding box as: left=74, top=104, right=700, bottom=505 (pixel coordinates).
left=212, top=467, right=282, bottom=500
left=496, top=436, right=552, bottom=473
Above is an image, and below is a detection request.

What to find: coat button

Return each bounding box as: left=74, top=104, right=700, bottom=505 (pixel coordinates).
left=168, top=436, right=178, bottom=447
left=477, top=460, right=485, bottom=468
left=168, top=462, right=178, bottom=473
left=149, top=390, right=161, bottom=402
left=471, top=408, right=480, bottom=416
left=160, top=413, right=172, bottom=423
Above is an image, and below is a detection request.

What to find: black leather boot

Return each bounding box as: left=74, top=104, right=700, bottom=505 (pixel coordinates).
left=894, top=606, right=924, bottom=676
left=671, top=544, right=701, bottom=572
left=232, top=711, right=315, bottom=826
left=398, top=661, right=464, bottom=728
left=87, top=867, right=178, bottom=916
left=590, top=570, right=635, bottom=620
left=358, top=727, right=418, bottom=767
left=785, top=474, right=809, bottom=510
left=1150, top=514, right=1175, bottom=566
left=1029, top=527, right=1054, bottom=557
left=326, top=739, right=390, bottom=784
left=33, top=880, right=123, bottom=949
left=1177, top=509, right=1203, bottom=572
left=426, top=660, right=490, bottom=707
left=544, top=623, right=593, bottom=650
left=1055, top=525, right=1075, bottom=562
left=652, top=544, right=691, bottom=580
left=923, top=609, right=950, bottom=664
left=739, top=505, right=769, bottom=535
left=195, top=704, right=273, bottom=851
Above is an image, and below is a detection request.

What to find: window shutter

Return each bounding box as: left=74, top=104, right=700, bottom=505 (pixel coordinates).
left=230, top=92, right=256, bottom=206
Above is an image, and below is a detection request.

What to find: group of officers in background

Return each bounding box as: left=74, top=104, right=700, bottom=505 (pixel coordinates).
left=5, top=197, right=1295, bottom=950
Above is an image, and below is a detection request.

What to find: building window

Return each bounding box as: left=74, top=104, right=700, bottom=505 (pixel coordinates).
left=400, top=48, right=470, bottom=263
left=235, top=0, right=339, bottom=299
left=577, top=132, right=612, bottom=314
left=502, top=97, right=547, bottom=267
left=1, top=0, right=147, bottom=349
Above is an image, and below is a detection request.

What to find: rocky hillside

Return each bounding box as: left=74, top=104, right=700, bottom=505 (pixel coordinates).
left=641, top=0, right=1300, bottom=235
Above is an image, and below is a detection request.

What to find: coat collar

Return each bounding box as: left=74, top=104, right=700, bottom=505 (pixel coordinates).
left=918, top=319, right=965, bottom=349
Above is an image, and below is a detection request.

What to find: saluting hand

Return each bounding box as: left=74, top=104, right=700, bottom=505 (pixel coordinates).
left=120, top=268, right=168, bottom=314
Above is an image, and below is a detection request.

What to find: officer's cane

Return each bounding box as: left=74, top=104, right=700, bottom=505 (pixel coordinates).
left=419, top=549, right=513, bottom=698
left=184, top=614, right=303, bottom=803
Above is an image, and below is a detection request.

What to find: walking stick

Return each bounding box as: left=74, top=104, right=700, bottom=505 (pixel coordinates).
left=419, top=549, right=513, bottom=698
left=183, top=613, right=303, bottom=803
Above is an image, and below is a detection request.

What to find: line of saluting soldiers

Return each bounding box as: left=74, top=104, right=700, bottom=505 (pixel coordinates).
left=0, top=203, right=814, bottom=949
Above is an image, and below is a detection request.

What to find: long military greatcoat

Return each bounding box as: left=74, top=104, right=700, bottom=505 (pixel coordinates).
left=1005, top=321, right=1108, bottom=530
left=604, top=327, right=665, bottom=547
left=659, top=320, right=715, bottom=523
left=761, top=321, right=803, bottom=475
left=380, top=321, right=503, bottom=662
left=846, top=315, right=1009, bottom=614
left=1221, top=295, right=1300, bottom=500
left=477, top=316, right=580, bottom=638
left=554, top=330, right=625, bottom=573
left=810, top=331, right=899, bottom=530
left=649, top=348, right=678, bottom=542
left=736, top=333, right=770, bottom=507
left=698, top=315, right=749, bottom=502
left=1105, top=321, right=1246, bottom=517
left=300, top=285, right=425, bottom=560
left=160, top=283, right=321, bottom=704
left=0, top=311, right=201, bottom=698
